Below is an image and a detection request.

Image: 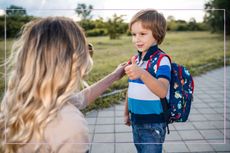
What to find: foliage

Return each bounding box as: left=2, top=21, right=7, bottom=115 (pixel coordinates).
left=6, top=5, right=27, bottom=16
left=106, top=14, right=127, bottom=39
left=204, top=0, right=230, bottom=35
left=78, top=18, right=109, bottom=36
left=0, top=17, right=4, bottom=39
left=94, top=17, right=106, bottom=28
left=0, top=5, right=33, bottom=38
left=0, top=16, right=34, bottom=38
left=188, top=18, right=199, bottom=31
left=78, top=19, right=96, bottom=31
left=75, top=3, right=93, bottom=20
left=78, top=13, right=128, bottom=39
left=167, top=18, right=208, bottom=31
left=86, top=28, right=107, bottom=36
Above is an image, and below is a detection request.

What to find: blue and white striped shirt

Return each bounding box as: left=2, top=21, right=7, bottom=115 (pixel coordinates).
left=128, top=45, right=171, bottom=124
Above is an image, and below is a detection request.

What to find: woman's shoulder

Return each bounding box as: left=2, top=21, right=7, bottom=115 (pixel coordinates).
left=47, top=103, right=88, bottom=132
left=44, top=103, right=90, bottom=152
left=45, top=103, right=89, bottom=142
left=60, top=103, right=89, bottom=129
left=18, top=103, right=90, bottom=153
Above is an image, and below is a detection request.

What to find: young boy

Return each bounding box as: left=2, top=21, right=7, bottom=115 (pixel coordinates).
left=124, top=9, right=171, bottom=153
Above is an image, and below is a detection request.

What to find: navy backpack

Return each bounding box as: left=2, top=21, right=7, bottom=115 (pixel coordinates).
left=131, top=50, right=195, bottom=134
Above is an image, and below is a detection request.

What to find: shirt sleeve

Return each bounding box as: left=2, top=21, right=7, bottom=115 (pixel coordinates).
left=69, top=92, right=87, bottom=110
left=156, top=56, right=171, bottom=82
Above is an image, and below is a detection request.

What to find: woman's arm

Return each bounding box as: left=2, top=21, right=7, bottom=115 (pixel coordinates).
left=81, top=63, right=127, bottom=106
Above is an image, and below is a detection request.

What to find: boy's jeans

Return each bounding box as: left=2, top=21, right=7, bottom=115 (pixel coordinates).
left=132, top=122, right=166, bottom=153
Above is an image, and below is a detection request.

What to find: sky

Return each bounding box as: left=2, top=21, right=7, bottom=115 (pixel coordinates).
left=0, top=0, right=209, bottom=22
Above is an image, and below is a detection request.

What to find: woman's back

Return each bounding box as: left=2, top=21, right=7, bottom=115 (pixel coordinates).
left=18, top=102, right=89, bottom=153
left=0, top=17, right=92, bottom=153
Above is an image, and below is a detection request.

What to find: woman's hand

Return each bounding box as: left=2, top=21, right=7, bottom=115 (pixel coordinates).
left=79, top=62, right=128, bottom=106
left=112, top=62, right=128, bottom=81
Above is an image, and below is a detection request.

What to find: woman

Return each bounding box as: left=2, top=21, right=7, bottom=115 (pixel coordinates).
left=0, top=17, right=126, bottom=153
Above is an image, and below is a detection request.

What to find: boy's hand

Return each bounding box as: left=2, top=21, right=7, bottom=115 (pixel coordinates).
left=125, top=56, right=144, bottom=80
left=124, top=114, right=131, bottom=126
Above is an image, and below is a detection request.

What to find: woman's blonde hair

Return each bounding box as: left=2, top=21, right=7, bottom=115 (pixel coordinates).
left=0, top=17, right=93, bottom=152
left=129, top=9, right=167, bottom=45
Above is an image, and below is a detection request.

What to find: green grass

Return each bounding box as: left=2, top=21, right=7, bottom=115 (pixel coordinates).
left=161, top=32, right=229, bottom=75
left=88, top=32, right=229, bottom=81
left=0, top=31, right=229, bottom=111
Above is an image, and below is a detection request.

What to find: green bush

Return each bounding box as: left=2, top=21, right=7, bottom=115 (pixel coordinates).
left=0, top=16, right=34, bottom=38
left=78, top=19, right=96, bottom=31
left=167, top=21, right=188, bottom=31
left=86, top=28, right=107, bottom=36
left=167, top=19, right=208, bottom=31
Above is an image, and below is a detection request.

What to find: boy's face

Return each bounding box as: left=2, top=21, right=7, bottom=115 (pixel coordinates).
left=131, top=21, right=157, bottom=53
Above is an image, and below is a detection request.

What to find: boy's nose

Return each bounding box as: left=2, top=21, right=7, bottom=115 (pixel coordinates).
left=133, top=35, right=140, bottom=43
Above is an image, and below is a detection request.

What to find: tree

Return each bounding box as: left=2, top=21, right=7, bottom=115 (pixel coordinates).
left=6, top=5, right=27, bottom=16
left=2, top=5, right=33, bottom=38
left=167, top=15, right=175, bottom=22
left=188, top=18, right=198, bottom=31
left=78, top=19, right=95, bottom=31
left=106, top=14, right=125, bottom=39
left=75, top=3, right=93, bottom=20
left=204, top=0, right=230, bottom=35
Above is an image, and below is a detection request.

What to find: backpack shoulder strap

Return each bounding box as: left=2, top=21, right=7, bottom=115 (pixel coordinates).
left=146, top=50, right=172, bottom=71
left=156, top=52, right=172, bottom=134
left=146, top=50, right=161, bottom=70
left=156, top=53, right=172, bottom=70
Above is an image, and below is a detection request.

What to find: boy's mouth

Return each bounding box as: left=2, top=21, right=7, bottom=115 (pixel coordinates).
left=137, top=44, right=144, bottom=48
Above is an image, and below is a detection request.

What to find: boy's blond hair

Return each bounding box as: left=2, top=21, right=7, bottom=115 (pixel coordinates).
left=129, top=9, right=166, bottom=45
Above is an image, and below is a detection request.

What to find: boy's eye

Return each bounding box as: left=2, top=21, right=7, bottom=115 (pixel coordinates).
left=131, top=33, right=136, bottom=36
left=140, top=33, right=146, bottom=36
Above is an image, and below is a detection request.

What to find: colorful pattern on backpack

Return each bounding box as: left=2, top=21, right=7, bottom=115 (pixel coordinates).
left=149, top=51, right=194, bottom=123
left=167, top=63, right=194, bottom=123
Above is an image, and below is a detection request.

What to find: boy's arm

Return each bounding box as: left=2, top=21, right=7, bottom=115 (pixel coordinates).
left=140, top=71, right=169, bottom=98
left=124, top=92, right=131, bottom=126
left=125, top=57, right=169, bottom=98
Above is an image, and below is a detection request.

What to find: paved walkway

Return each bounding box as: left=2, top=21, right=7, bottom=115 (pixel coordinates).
left=85, top=66, right=230, bottom=153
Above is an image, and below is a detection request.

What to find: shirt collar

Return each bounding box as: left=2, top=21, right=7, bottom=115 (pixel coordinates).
left=137, top=45, right=159, bottom=61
